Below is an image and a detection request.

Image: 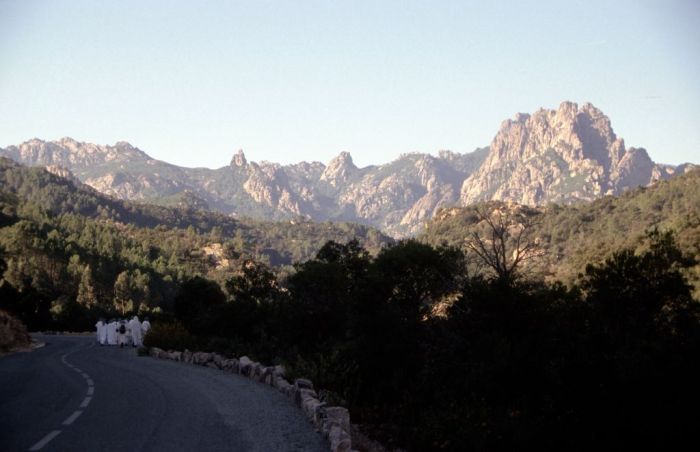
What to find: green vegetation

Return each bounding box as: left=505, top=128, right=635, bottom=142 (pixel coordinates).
left=422, top=168, right=700, bottom=295
left=0, top=158, right=391, bottom=330
left=0, top=309, right=31, bottom=352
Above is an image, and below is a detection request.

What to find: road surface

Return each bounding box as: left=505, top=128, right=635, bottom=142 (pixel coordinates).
left=0, top=334, right=327, bottom=452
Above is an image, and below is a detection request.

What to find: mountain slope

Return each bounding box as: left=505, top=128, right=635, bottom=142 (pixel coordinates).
left=423, top=167, right=700, bottom=293
left=0, top=157, right=392, bottom=266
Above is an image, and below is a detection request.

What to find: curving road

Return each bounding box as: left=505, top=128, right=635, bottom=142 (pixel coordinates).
left=0, top=335, right=327, bottom=452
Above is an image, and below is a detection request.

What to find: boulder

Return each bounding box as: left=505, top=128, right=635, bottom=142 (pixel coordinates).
left=294, top=378, right=314, bottom=390
left=295, top=388, right=318, bottom=408
left=275, top=377, right=294, bottom=397
left=182, top=349, right=193, bottom=364
left=321, top=406, right=351, bottom=437
left=149, top=347, right=163, bottom=358
left=251, top=362, right=264, bottom=381
left=169, top=351, right=182, bottom=361
left=193, top=352, right=212, bottom=365
left=221, top=358, right=239, bottom=373
left=270, top=365, right=286, bottom=386
left=212, top=353, right=225, bottom=369
left=302, top=397, right=324, bottom=425
left=328, top=425, right=352, bottom=452
left=239, top=356, right=253, bottom=376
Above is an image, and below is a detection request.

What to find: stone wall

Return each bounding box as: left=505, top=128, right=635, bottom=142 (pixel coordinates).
left=148, top=347, right=353, bottom=452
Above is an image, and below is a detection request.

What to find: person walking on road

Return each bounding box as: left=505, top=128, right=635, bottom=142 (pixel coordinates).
left=129, top=316, right=143, bottom=347
left=95, top=319, right=105, bottom=345
left=95, top=318, right=106, bottom=345
left=107, top=319, right=118, bottom=345
left=141, top=317, right=151, bottom=338
left=117, top=320, right=128, bottom=348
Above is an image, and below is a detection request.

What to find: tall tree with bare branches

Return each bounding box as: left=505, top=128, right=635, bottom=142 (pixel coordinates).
left=465, top=203, right=542, bottom=284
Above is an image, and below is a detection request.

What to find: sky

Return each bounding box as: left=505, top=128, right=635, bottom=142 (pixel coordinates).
left=1, top=0, right=698, bottom=168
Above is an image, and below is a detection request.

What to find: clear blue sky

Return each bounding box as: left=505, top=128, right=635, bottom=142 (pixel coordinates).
left=1, top=0, right=698, bottom=168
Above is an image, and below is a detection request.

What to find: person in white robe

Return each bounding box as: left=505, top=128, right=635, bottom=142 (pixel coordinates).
left=107, top=319, right=118, bottom=345
left=95, top=319, right=105, bottom=345
left=141, top=317, right=151, bottom=338
left=100, top=318, right=108, bottom=345
left=126, top=321, right=132, bottom=346
left=129, top=316, right=143, bottom=347
left=117, top=320, right=128, bottom=348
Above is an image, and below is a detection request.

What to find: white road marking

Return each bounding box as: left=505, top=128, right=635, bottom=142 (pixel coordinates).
left=28, top=429, right=62, bottom=451
left=62, top=410, right=83, bottom=425
left=29, top=343, right=96, bottom=450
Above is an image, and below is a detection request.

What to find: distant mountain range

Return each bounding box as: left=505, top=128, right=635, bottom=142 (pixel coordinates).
left=1, top=101, right=694, bottom=236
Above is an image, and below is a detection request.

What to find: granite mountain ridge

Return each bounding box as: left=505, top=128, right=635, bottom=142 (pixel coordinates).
left=1, top=102, right=692, bottom=237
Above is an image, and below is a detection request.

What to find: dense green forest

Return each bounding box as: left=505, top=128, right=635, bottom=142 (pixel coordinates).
left=0, top=158, right=391, bottom=329
left=422, top=168, right=700, bottom=295
left=2, top=157, right=699, bottom=449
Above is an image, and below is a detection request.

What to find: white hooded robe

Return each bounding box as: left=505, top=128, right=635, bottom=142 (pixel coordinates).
left=107, top=320, right=118, bottom=345
left=129, top=317, right=143, bottom=347
left=95, top=320, right=105, bottom=344
left=141, top=320, right=151, bottom=337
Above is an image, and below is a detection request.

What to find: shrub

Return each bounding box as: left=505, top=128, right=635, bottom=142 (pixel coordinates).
left=0, top=309, right=31, bottom=351
left=143, top=320, right=196, bottom=351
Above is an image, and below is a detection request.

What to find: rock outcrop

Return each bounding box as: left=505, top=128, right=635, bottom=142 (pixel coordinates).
left=460, top=102, right=678, bottom=205
left=320, top=152, right=358, bottom=188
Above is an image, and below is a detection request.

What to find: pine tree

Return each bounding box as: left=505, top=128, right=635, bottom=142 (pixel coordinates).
left=76, top=264, right=98, bottom=308
left=114, top=271, right=133, bottom=315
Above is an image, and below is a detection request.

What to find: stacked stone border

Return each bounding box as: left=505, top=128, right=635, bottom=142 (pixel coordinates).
left=147, top=347, right=353, bottom=452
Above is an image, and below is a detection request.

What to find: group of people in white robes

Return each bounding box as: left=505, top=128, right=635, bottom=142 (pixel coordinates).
left=95, top=316, right=151, bottom=348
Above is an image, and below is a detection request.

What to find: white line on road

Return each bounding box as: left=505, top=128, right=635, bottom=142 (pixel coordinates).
left=29, top=343, right=96, bottom=450
left=28, top=429, right=62, bottom=451
left=62, top=410, right=83, bottom=425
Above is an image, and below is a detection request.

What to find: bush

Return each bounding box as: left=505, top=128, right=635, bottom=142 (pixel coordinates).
left=143, top=320, right=196, bottom=351
left=0, top=309, right=31, bottom=351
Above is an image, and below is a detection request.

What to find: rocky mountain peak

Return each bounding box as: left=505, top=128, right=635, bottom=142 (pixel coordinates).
left=231, top=149, right=247, bottom=167
left=320, top=151, right=357, bottom=187
left=0, top=137, right=150, bottom=171
left=460, top=101, right=674, bottom=206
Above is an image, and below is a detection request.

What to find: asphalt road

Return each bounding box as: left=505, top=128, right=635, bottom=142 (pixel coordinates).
left=0, top=335, right=327, bottom=452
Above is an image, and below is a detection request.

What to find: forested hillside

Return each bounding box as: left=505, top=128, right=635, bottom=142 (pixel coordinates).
left=422, top=168, right=700, bottom=294
left=0, top=157, right=391, bottom=329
